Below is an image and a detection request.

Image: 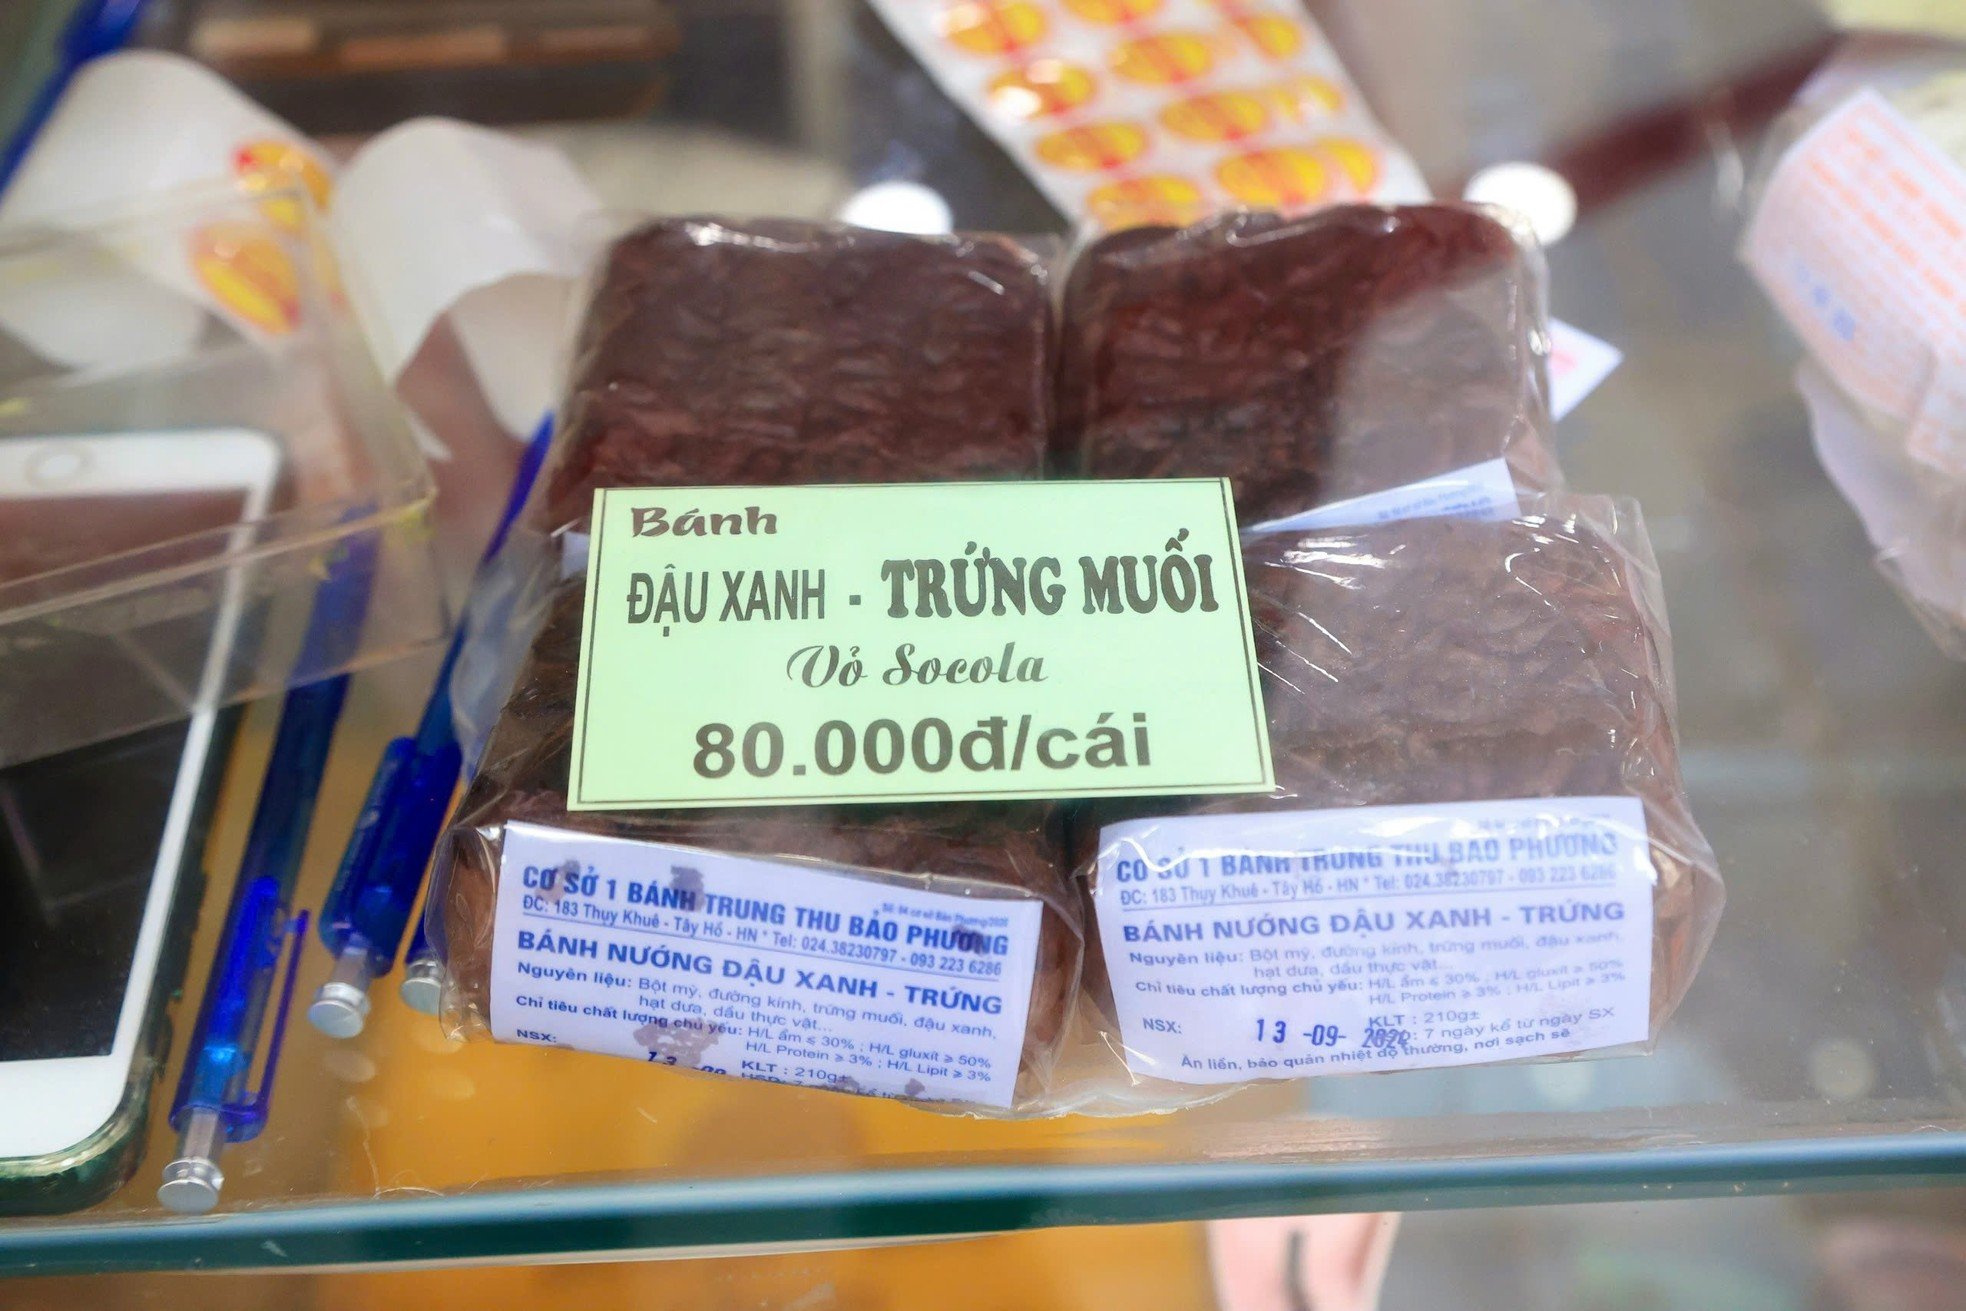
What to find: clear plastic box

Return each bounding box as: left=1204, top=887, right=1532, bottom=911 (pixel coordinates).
left=0, top=182, right=445, bottom=767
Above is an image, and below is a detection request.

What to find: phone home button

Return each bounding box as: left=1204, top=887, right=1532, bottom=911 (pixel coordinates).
left=24, top=445, right=89, bottom=488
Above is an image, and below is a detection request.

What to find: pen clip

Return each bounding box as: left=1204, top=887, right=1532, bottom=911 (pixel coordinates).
left=223, top=908, right=309, bottom=1143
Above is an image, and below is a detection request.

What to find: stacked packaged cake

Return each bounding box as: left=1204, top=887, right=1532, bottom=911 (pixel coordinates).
left=428, top=206, right=1721, bottom=1114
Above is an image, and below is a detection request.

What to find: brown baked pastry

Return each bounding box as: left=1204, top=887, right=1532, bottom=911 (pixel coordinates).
left=435, top=219, right=1079, bottom=1106
left=537, top=217, right=1055, bottom=532
left=439, top=580, right=1082, bottom=1097
left=1075, top=500, right=1720, bottom=1040
left=1058, top=204, right=1559, bottom=524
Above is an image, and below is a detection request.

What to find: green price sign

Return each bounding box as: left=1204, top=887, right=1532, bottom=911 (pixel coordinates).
left=569, top=480, right=1273, bottom=810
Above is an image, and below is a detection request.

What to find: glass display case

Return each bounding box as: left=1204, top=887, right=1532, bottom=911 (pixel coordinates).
left=4, top=0, right=1965, bottom=1285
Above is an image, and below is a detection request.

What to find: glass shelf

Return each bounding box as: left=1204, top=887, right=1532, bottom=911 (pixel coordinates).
left=7, top=0, right=1966, bottom=1278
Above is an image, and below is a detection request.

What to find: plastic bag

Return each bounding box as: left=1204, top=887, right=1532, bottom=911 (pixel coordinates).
left=1057, top=203, right=1559, bottom=529
left=533, top=216, right=1057, bottom=534
left=1798, top=362, right=1966, bottom=658
left=437, top=581, right=1083, bottom=1110
left=429, top=217, right=1084, bottom=1114
left=1741, top=37, right=1966, bottom=651
left=1072, top=498, right=1722, bottom=1091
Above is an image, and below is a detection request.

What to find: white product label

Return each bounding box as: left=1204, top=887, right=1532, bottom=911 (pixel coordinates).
left=1092, top=797, right=1655, bottom=1084
left=1744, top=88, right=1966, bottom=476
left=491, top=822, right=1044, bottom=1107
left=1248, top=458, right=1520, bottom=536
left=1547, top=319, right=1624, bottom=419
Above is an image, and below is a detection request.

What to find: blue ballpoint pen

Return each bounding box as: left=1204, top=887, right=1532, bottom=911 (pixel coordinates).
left=309, top=419, right=554, bottom=1035
left=157, top=533, right=376, bottom=1214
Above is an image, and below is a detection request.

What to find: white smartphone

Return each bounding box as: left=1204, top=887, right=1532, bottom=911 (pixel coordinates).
left=0, top=428, right=278, bottom=1208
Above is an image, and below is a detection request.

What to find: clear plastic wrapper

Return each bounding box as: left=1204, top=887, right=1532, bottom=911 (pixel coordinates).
left=431, top=217, right=1084, bottom=1114
left=1071, top=498, right=1723, bottom=1093
left=534, top=216, right=1056, bottom=533
left=1798, top=362, right=1966, bottom=658
left=0, top=183, right=442, bottom=768
left=0, top=58, right=612, bottom=752
left=1741, top=36, right=1966, bottom=651
left=1057, top=203, right=1558, bottom=528
left=439, top=582, right=1082, bottom=1110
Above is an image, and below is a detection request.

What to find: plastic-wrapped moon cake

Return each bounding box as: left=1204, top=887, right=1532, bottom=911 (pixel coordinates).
left=430, top=218, right=1083, bottom=1114
left=1073, top=500, right=1723, bottom=1090
left=1058, top=204, right=1560, bottom=527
